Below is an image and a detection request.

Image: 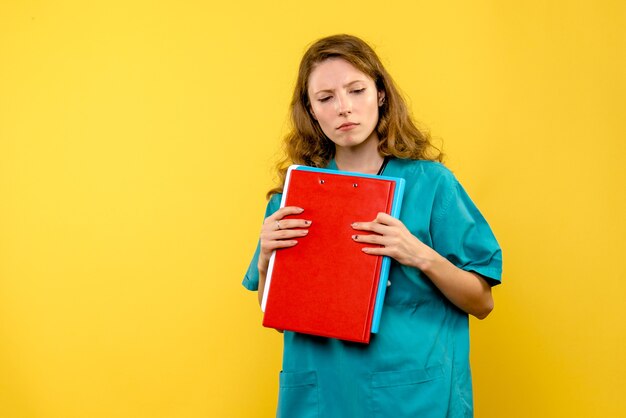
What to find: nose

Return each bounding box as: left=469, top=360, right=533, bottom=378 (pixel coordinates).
left=336, top=93, right=352, bottom=115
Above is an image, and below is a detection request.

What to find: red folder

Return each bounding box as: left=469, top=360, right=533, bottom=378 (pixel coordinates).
left=261, top=165, right=404, bottom=343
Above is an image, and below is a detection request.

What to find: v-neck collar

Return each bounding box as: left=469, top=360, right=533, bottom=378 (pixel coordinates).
left=325, top=157, right=392, bottom=175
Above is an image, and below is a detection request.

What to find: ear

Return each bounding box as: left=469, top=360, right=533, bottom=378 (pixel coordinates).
left=378, top=90, right=386, bottom=107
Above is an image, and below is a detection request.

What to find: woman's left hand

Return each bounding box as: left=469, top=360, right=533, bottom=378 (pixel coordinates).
left=351, top=212, right=434, bottom=270
left=352, top=212, right=495, bottom=319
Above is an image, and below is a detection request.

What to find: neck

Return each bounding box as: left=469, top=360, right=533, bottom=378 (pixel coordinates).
left=334, top=135, right=384, bottom=174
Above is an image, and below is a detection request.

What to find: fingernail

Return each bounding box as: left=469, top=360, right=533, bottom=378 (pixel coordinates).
left=351, top=222, right=357, bottom=227
left=296, top=207, right=304, bottom=212
left=305, top=220, right=311, bottom=225
left=352, top=235, right=358, bottom=240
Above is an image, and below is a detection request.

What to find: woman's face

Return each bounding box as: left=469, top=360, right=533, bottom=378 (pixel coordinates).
left=307, top=58, right=384, bottom=152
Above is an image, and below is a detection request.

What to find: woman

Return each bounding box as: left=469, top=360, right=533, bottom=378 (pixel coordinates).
left=243, top=34, right=502, bottom=417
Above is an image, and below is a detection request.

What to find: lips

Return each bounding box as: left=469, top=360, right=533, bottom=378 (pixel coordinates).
left=337, top=122, right=358, bottom=130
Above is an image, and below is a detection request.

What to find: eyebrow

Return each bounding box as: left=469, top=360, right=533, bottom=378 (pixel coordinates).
left=313, top=80, right=367, bottom=95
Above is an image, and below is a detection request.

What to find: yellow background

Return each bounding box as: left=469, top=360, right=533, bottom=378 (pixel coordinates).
left=1, top=1, right=624, bottom=417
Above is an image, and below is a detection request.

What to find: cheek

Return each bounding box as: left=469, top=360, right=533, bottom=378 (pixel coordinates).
left=364, top=96, right=380, bottom=122
left=312, top=107, right=332, bottom=126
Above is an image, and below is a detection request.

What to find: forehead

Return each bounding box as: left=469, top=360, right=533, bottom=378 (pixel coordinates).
left=308, top=58, right=374, bottom=92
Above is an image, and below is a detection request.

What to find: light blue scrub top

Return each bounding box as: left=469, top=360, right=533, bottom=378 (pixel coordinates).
left=243, top=159, right=502, bottom=418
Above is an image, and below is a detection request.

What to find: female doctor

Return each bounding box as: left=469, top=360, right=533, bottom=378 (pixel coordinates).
left=243, top=34, right=502, bottom=418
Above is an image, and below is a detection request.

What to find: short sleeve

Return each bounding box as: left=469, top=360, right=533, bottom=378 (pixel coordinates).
left=242, top=193, right=282, bottom=291
left=431, top=177, right=503, bottom=286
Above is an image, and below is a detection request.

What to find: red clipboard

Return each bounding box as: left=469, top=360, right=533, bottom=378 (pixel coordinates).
left=261, top=165, right=404, bottom=343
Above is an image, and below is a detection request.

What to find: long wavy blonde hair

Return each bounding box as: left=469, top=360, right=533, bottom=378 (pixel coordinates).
left=267, top=34, right=443, bottom=198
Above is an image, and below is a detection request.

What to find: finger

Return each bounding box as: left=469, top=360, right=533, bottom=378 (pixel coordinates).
left=352, top=233, right=386, bottom=245
left=351, top=221, right=389, bottom=235
left=263, top=239, right=300, bottom=252
left=267, top=229, right=309, bottom=240
left=273, top=218, right=312, bottom=230
left=267, top=206, right=305, bottom=221
left=360, top=246, right=389, bottom=256
left=374, top=212, right=401, bottom=225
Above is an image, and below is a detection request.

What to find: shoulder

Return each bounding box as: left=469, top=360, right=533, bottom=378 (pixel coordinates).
left=263, top=193, right=283, bottom=217
left=268, top=192, right=283, bottom=206
left=391, top=159, right=459, bottom=190
left=393, top=158, right=454, bottom=176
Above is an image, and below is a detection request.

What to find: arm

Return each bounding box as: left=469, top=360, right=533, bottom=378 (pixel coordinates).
left=351, top=212, right=494, bottom=319
left=256, top=206, right=312, bottom=307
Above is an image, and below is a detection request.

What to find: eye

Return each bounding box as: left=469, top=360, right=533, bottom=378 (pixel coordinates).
left=318, top=96, right=332, bottom=103
left=351, top=88, right=366, bottom=94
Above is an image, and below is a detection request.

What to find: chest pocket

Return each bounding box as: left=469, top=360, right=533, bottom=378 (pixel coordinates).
left=277, top=370, right=319, bottom=418
left=370, top=366, right=448, bottom=418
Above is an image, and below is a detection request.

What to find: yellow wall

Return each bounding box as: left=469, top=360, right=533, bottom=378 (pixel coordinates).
left=1, top=1, right=624, bottom=417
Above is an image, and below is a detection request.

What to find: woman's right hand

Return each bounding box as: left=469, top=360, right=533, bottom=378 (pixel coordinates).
left=257, top=206, right=311, bottom=275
